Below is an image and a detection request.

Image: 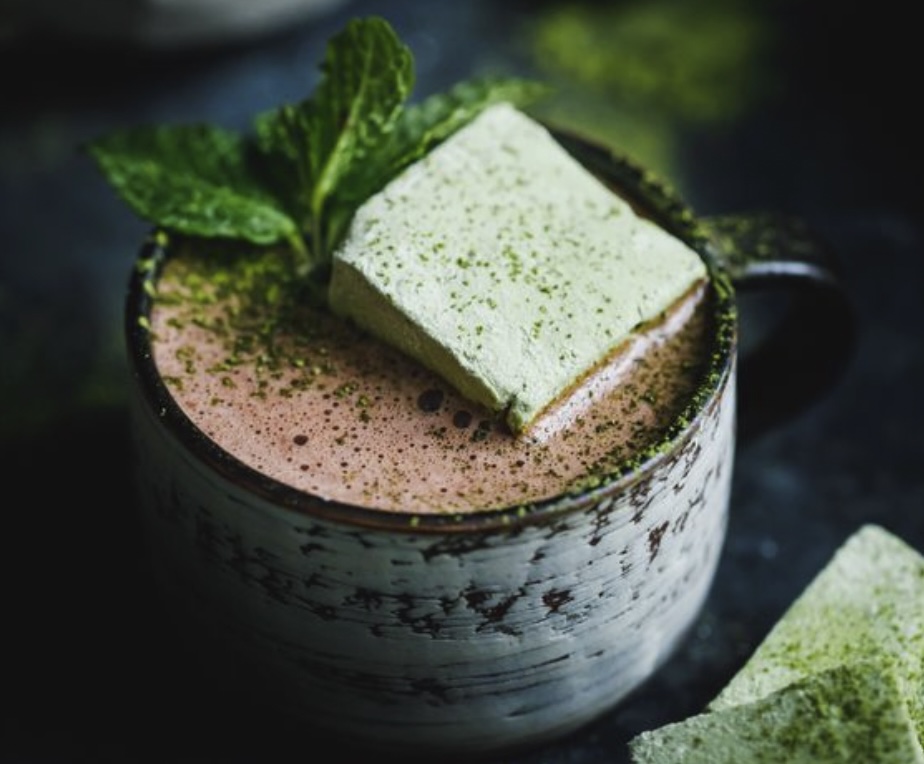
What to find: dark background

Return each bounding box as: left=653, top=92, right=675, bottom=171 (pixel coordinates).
left=2, top=1, right=921, bottom=761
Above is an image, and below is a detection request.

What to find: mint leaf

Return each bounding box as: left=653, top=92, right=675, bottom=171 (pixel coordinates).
left=254, top=17, right=414, bottom=271
left=85, top=16, right=550, bottom=290
left=335, top=76, right=552, bottom=205
left=320, top=75, right=551, bottom=258
left=390, top=76, right=553, bottom=171
left=86, top=124, right=300, bottom=247
left=310, top=17, right=414, bottom=209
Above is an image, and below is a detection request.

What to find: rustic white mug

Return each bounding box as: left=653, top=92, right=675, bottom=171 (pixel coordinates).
left=124, top=132, right=853, bottom=756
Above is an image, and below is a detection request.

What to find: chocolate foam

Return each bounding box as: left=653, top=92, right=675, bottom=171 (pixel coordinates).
left=148, top=246, right=713, bottom=515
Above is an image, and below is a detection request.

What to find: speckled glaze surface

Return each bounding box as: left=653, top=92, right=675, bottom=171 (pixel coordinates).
left=126, top=140, right=740, bottom=756
left=130, top=363, right=734, bottom=754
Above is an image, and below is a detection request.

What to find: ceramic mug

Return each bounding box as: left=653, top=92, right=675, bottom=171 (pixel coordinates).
left=124, top=131, right=854, bottom=757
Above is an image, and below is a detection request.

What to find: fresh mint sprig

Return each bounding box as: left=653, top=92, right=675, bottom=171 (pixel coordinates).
left=86, top=16, right=548, bottom=281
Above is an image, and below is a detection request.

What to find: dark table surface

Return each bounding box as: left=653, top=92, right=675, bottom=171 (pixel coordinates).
left=3, top=1, right=922, bottom=761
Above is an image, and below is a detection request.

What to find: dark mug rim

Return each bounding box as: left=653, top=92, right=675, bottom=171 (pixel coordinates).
left=124, top=133, right=739, bottom=534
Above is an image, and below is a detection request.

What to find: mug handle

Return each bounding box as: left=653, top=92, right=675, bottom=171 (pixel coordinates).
left=699, top=212, right=856, bottom=441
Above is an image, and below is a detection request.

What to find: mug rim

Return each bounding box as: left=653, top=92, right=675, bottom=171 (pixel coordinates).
left=124, top=138, right=739, bottom=534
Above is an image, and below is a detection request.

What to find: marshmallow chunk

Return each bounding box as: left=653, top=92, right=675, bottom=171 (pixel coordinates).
left=329, top=103, right=706, bottom=433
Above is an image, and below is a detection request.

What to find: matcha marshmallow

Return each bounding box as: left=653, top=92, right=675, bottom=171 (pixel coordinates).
left=329, top=102, right=706, bottom=434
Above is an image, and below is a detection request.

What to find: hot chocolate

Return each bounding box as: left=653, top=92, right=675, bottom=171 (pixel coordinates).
left=102, top=16, right=851, bottom=756
left=146, top=234, right=715, bottom=515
